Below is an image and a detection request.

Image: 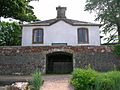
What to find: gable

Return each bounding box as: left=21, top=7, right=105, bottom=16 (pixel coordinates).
left=49, top=20, right=73, bottom=27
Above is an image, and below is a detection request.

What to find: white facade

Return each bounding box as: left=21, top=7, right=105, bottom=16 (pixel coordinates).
left=22, top=20, right=100, bottom=46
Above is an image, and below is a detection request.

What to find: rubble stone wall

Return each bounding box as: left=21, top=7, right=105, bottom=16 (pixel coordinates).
left=0, top=46, right=119, bottom=75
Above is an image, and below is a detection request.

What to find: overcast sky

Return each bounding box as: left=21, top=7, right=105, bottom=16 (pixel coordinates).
left=29, top=0, right=98, bottom=23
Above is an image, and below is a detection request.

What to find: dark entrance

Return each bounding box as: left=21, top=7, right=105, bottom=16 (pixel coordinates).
left=46, top=52, right=73, bottom=74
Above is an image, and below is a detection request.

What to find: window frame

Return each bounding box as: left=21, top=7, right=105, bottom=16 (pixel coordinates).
left=77, top=28, right=89, bottom=44
left=32, top=28, right=44, bottom=44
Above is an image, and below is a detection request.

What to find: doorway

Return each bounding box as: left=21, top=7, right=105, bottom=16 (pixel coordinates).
left=46, top=52, right=73, bottom=74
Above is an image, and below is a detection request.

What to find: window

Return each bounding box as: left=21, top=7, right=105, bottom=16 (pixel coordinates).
left=78, top=28, right=89, bottom=44
left=32, top=28, right=43, bottom=44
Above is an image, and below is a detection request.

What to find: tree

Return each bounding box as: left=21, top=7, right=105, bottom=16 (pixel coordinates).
left=85, top=0, right=120, bottom=43
left=0, top=22, right=21, bottom=46
left=0, top=0, right=37, bottom=22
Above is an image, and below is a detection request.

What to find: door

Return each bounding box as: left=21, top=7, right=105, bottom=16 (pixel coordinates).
left=53, top=62, right=73, bottom=74
left=46, top=52, right=73, bottom=74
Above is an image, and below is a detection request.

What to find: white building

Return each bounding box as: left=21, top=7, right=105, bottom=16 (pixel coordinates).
left=22, top=6, right=101, bottom=46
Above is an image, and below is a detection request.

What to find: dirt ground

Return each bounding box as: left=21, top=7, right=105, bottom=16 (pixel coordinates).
left=0, top=75, right=74, bottom=90
left=41, top=75, right=74, bottom=90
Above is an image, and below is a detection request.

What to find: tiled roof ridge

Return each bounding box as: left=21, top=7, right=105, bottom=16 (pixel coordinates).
left=22, top=18, right=102, bottom=26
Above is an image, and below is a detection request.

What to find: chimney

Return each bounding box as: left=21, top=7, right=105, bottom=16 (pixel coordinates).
left=56, top=6, right=67, bottom=19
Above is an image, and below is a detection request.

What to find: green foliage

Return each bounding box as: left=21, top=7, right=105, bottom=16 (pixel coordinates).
left=113, top=44, right=120, bottom=56
left=70, top=69, right=120, bottom=90
left=85, top=0, right=120, bottom=43
left=107, top=71, right=120, bottom=90
left=31, top=70, right=42, bottom=90
left=70, top=68, right=98, bottom=90
left=95, top=73, right=114, bottom=90
left=0, top=0, right=37, bottom=22
left=94, top=71, right=120, bottom=90
left=0, top=22, right=21, bottom=46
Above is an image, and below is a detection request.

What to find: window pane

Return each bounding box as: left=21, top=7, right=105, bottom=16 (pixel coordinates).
left=78, top=30, right=83, bottom=43
left=36, top=30, right=40, bottom=37
left=84, top=30, right=88, bottom=42
left=33, top=29, right=43, bottom=43
left=78, top=28, right=88, bottom=43
left=38, top=36, right=42, bottom=42
left=82, top=30, right=87, bottom=42
left=39, top=30, right=43, bottom=38
left=36, top=36, right=40, bottom=42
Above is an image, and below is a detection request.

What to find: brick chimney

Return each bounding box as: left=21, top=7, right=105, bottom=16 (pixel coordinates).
left=56, top=6, right=67, bottom=19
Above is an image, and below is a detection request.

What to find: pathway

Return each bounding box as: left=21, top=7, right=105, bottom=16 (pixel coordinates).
left=41, top=75, right=74, bottom=90
left=0, top=75, right=74, bottom=90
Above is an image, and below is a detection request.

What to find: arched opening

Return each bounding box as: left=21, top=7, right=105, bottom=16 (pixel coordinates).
left=46, top=52, right=73, bottom=74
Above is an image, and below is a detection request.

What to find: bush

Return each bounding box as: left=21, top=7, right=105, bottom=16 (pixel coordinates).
left=95, top=73, right=114, bottom=90
left=70, top=68, right=98, bottom=90
left=70, top=69, right=120, bottom=90
left=113, top=44, right=120, bottom=56
left=31, top=70, right=42, bottom=90
left=107, top=71, right=120, bottom=90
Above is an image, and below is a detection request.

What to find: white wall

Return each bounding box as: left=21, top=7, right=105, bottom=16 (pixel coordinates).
left=22, top=20, right=100, bottom=46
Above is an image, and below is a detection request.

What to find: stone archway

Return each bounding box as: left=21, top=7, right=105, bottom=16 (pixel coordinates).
left=46, top=52, right=73, bottom=74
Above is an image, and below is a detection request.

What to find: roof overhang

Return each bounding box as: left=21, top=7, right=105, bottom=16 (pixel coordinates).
left=22, top=18, right=102, bottom=27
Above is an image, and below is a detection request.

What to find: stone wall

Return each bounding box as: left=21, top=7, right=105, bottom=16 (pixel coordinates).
left=0, top=46, right=119, bottom=75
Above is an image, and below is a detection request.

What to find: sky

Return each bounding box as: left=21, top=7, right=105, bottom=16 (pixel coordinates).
left=29, top=0, right=99, bottom=23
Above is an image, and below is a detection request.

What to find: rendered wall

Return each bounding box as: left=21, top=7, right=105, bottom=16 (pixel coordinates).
left=22, top=21, right=100, bottom=46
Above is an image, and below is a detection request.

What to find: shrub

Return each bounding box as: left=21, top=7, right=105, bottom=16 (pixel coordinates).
left=113, top=44, right=120, bottom=56
left=94, top=73, right=114, bottom=90
left=107, top=71, right=120, bottom=90
left=70, top=68, right=98, bottom=90
left=31, top=70, right=42, bottom=90
left=71, top=69, right=120, bottom=90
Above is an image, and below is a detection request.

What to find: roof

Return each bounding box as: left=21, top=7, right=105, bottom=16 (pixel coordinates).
left=22, top=6, right=102, bottom=27
left=22, top=18, right=102, bottom=27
